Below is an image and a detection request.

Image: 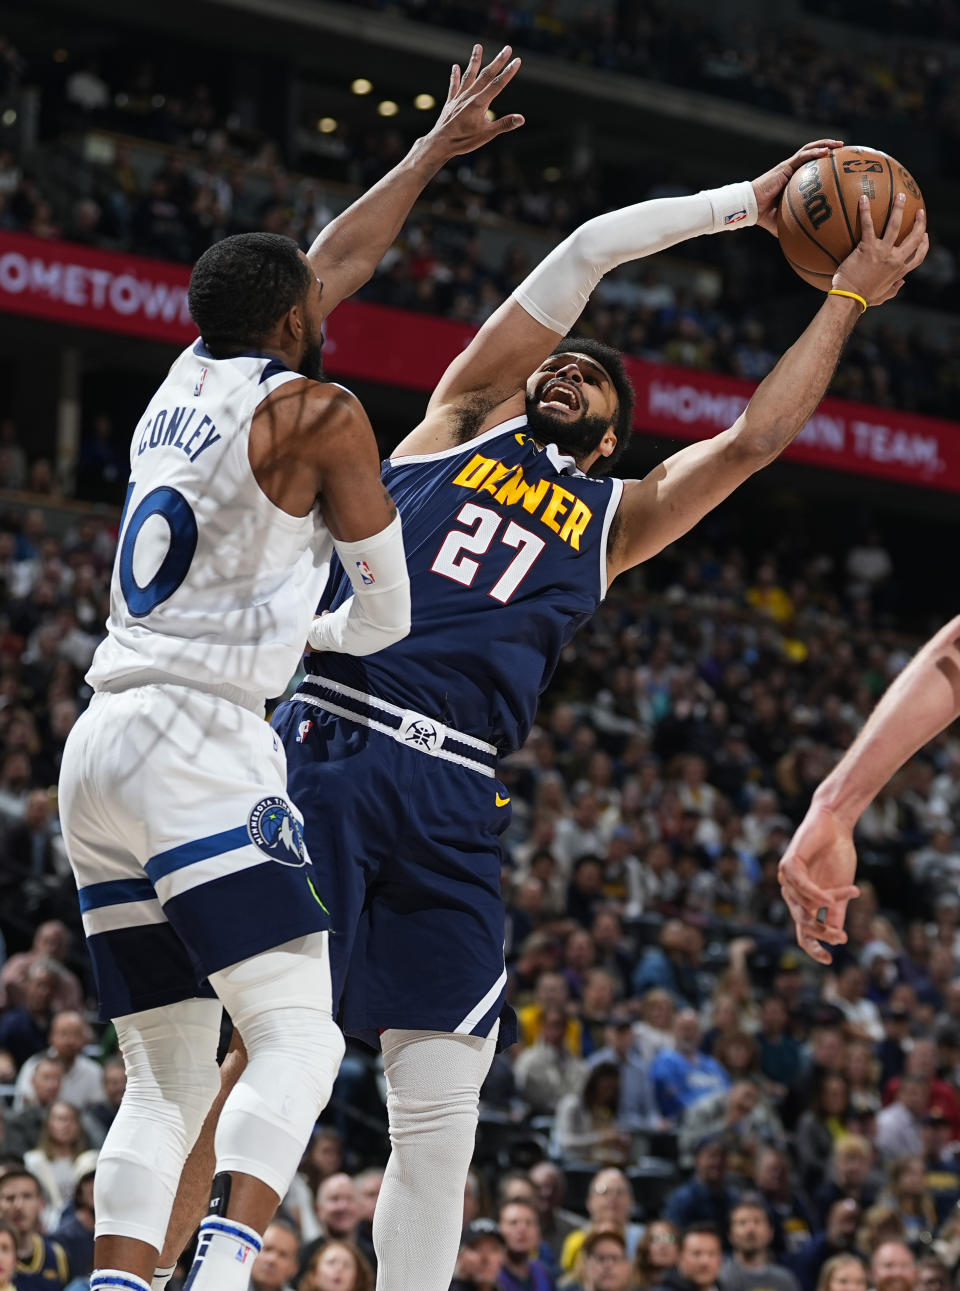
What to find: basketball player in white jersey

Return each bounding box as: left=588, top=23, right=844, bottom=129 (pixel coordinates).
left=57, top=230, right=413, bottom=1291
left=56, top=43, right=524, bottom=1291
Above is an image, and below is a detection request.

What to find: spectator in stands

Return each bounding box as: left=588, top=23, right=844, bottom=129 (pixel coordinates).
left=914, top=1258, right=949, bottom=1291
left=634, top=1221, right=680, bottom=1291
left=0, top=961, right=57, bottom=1069
left=552, top=1061, right=630, bottom=1166
left=577, top=1226, right=632, bottom=1291
left=299, top=1240, right=373, bottom=1291
left=353, top=1167, right=382, bottom=1262
left=874, top=1076, right=929, bottom=1162
left=795, top=1073, right=851, bottom=1193
left=869, top=1243, right=916, bottom=1291
left=750, top=1146, right=817, bottom=1257
left=633, top=922, right=703, bottom=1007
left=514, top=1005, right=588, bottom=1114
left=664, top=1137, right=738, bottom=1233
left=23, top=1102, right=97, bottom=1226
left=0, top=1168, right=69, bottom=1291
left=651, top=1011, right=732, bottom=1122
left=48, top=1168, right=94, bottom=1281
left=812, top=1137, right=878, bottom=1226
left=249, top=1219, right=299, bottom=1291
left=518, top=972, right=583, bottom=1055
left=719, top=1199, right=801, bottom=1291
left=0, top=1220, right=15, bottom=1291
left=529, top=1162, right=583, bottom=1264
left=678, top=1081, right=783, bottom=1173
left=80, top=1054, right=125, bottom=1149
left=315, top=1171, right=362, bottom=1245
left=450, top=1218, right=506, bottom=1291
left=813, top=1255, right=867, bottom=1291
left=0, top=923, right=83, bottom=1014
left=634, top=990, right=677, bottom=1064
left=652, top=1223, right=724, bottom=1291
left=587, top=1009, right=657, bottom=1125
left=788, top=1200, right=863, bottom=1291
left=561, top=1169, right=643, bottom=1271
left=875, top=1157, right=937, bottom=1246
left=496, top=1198, right=551, bottom=1291
left=3, top=1056, right=64, bottom=1159
left=14, top=1012, right=102, bottom=1111
left=756, top=997, right=803, bottom=1097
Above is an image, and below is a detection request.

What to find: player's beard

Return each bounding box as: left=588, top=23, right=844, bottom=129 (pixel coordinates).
left=298, top=319, right=325, bottom=382
left=524, top=398, right=611, bottom=462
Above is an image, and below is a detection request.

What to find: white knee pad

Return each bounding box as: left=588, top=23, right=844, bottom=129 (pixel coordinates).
left=373, top=1026, right=498, bottom=1291
left=95, top=998, right=222, bottom=1247
left=208, top=932, right=344, bottom=1198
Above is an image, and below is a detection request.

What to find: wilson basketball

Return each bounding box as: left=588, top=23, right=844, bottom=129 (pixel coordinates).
left=776, top=145, right=924, bottom=290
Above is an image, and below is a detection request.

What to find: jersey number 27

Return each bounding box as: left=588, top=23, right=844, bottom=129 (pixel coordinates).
left=431, top=503, right=545, bottom=603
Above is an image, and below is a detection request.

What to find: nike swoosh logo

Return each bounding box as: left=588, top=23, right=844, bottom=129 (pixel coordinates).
left=496, top=793, right=511, bottom=807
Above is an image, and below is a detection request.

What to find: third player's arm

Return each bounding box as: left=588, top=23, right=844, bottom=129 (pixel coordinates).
left=308, top=45, right=523, bottom=316
left=607, top=193, right=928, bottom=581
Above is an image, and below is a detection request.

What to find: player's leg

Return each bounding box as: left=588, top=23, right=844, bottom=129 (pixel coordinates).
left=92, top=998, right=223, bottom=1285
left=373, top=1026, right=498, bottom=1291
left=152, top=1034, right=247, bottom=1291
left=178, top=933, right=343, bottom=1291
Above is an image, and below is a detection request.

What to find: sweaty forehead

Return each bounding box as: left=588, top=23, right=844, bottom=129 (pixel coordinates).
left=545, top=352, right=612, bottom=382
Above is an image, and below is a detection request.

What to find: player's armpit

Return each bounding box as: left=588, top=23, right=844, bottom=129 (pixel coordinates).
left=606, top=429, right=764, bottom=581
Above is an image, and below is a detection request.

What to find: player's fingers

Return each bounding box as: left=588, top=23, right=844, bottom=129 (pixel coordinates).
left=447, top=63, right=461, bottom=103
left=491, top=112, right=524, bottom=134
left=857, top=192, right=877, bottom=244
left=476, top=55, right=522, bottom=103
left=900, top=210, right=927, bottom=263
left=472, top=44, right=513, bottom=90
left=778, top=855, right=833, bottom=907
left=459, top=44, right=483, bottom=93
left=882, top=191, right=907, bottom=245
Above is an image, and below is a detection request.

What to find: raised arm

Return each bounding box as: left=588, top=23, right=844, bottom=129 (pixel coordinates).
left=779, top=614, right=960, bottom=964
left=309, top=45, right=523, bottom=316
left=419, top=139, right=844, bottom=428
left=606, top=193, right=927, bottom=581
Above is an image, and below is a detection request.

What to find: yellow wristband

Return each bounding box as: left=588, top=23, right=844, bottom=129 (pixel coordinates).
left=828, top=288, right=868, bottom=315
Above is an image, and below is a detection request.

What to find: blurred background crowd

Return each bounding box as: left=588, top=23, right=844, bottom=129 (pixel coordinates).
left=5, top=1, right=960, bottom=1290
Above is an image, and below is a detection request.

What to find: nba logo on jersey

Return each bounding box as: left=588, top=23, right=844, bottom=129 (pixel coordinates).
left=297, top=719, right=313, bottom=743
left=355, top=559, right=376, bottom=585
left=193, top=366, right=208, bottom=397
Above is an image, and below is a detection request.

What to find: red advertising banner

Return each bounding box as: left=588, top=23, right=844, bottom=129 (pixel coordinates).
left=2, top=230, right=959, bottom=493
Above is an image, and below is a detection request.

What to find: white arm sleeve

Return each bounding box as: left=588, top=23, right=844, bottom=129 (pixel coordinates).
left=307, top=512, right=410, bottom=655
left=512, top=182, right=758, bottom=335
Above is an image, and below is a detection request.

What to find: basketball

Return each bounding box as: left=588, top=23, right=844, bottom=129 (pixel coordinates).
left=776, top=145, right=924, bottom=290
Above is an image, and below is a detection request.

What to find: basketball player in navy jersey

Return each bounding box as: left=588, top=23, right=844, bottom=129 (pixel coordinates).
left=57, top=45, right=526, bottom=1291
left=273, top=161, right=928, bottom=1290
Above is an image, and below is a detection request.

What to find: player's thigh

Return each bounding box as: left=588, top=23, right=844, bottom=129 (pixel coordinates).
left=352, top=760, right=514, bottom=1042
left=60, top=695, right=207, bottom=1022
left=272, top=700, right=405, bottom=1001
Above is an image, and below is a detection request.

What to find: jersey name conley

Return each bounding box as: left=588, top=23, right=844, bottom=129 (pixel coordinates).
left=135, top=406, right=222, bottom=463
left=452, top=444, right=594, bottom=551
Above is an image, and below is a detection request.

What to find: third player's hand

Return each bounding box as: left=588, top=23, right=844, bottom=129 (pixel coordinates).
left=752, top=138, right=843, bottom=236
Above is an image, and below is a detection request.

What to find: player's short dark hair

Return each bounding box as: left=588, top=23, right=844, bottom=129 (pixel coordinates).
left=551, top=336, right=635, bottom=475
left=188, top=233, right=312, bottom=358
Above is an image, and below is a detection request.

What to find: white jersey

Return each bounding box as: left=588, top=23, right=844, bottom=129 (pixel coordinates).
left=87, top=340, right=334, bottom=707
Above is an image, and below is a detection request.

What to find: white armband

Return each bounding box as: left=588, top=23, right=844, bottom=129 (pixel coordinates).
left=512, top=181, right=758, bottom=335
left=307, top=512, right=410, bottom=655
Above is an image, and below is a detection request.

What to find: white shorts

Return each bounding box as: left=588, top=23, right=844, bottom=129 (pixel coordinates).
left=59, top=684, right=331, bottom=1021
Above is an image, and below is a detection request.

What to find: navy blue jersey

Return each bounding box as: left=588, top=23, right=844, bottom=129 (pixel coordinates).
left=307, top=415, right=623, bottom=754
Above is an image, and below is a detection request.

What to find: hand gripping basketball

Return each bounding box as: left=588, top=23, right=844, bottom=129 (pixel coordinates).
left=832, top=192, right=928, bottom=308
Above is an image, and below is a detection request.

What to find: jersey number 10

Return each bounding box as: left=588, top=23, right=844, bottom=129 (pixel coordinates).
left=431, top=503, right=546, bottom=603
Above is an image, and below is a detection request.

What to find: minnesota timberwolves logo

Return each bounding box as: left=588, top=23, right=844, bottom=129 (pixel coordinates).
left=247, top=797, right=306, bottom=867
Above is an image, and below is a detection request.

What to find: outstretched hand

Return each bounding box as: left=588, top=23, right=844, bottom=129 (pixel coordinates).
left=423, top=44, right=524, bottom=162
left=832, top=192, right=928, bottom=306
left=778, top=801, right=861, bottom=965
left=752, top=138, right=844, bottom=235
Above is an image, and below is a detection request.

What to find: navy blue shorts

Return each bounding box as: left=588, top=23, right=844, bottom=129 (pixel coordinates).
left=271, top=699, right=517, bottom=1050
